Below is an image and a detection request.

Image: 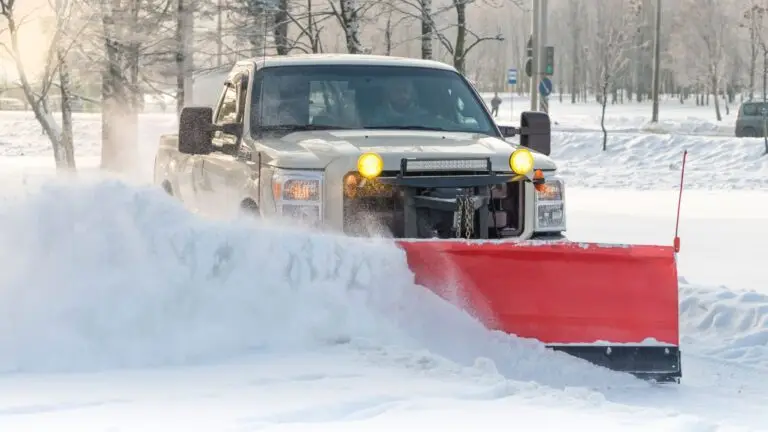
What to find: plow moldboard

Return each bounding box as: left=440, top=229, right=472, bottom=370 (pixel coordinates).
left=396, top=240, right=680, bottom=346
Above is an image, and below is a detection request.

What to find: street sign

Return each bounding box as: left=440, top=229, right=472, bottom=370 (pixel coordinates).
left=507, top=68, right=518, bottom=85
left=538, top=77, right=553, bottom=97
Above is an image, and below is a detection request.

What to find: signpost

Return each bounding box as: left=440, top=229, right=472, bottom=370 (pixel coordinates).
left=507, top=68, right=518, bottom=85
left=538, top=77, right=552, bottom=113
left=508, top=68, right=518, bottom=120
left=538, top=77, right=552, bottom=97
left=762, top=106, right=767, bottom=153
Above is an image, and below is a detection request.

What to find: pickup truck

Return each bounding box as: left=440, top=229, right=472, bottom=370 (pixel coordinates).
left=154, top=54, right=565, bottom=240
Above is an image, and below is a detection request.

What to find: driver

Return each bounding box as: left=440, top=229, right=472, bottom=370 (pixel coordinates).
left=370, top=77, right=429, bottom=125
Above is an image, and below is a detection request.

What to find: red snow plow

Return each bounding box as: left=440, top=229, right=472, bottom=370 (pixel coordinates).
left=344, top=111, right=682, bottom=383
left=395, top=240, right=682, bottom=382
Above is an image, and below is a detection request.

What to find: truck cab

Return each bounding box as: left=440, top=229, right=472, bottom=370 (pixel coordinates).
left=154, top=54, right=565, bottom=240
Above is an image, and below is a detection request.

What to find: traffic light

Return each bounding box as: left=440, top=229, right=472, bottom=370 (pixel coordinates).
left=527, top=36, right=533, bottom=58
left=545, top=46, right=554, bottom=76
left=525, top=36, right=533, bottom=77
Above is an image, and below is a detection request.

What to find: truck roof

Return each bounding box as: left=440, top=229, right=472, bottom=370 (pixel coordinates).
left=235, top=53, right=458, bottom=72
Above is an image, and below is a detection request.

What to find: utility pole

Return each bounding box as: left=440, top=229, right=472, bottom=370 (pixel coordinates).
left=538, top=0, right=548, bottom=113
left=182, top=0, right=195, bottom=108
left=530, top=0, right=540, bottom=111
left=650, top=0, right=662, bottom=122
left=217, top=0, right=223, bottom=66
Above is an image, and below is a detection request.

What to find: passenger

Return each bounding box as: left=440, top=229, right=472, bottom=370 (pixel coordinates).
left=254, top=77, right=307, bottom=126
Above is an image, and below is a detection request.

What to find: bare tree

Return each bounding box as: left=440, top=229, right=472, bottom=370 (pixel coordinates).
left=741, top=2, right=766, bottom=101
left=226, top=0, right=270, bottom=57
left=0, top=0, right=79, bottom=171
left=567, top=0, right=583, bottom=103
left=328, top=0, right=365, bottom=53
left=682, top=0, right=727, bottom=121
left=592, top=0, right=630, bottom=151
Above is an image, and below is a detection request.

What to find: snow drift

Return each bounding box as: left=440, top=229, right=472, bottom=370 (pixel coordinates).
left=0, top=180, right=636, bottom=387
left=680, top=281, right=768, bottom=368
left=551, top=132, right=768, bottom=190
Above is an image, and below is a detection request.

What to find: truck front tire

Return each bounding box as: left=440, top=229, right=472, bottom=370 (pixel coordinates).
left=161, top=181, right=173, bottom=196
left=240, top=199, right=260, bottom=218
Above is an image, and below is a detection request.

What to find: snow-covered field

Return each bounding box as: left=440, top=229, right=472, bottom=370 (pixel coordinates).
left=487, top=92, right=740, bottom=137
left=0, top=98, right=767, bottom=431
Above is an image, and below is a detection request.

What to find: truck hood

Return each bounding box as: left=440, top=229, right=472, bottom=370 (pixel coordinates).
left=260, top=130, right=557, bottom=171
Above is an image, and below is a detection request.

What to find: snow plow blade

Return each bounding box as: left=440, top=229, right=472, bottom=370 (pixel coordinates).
left=396, top=240, right=682, bottom=382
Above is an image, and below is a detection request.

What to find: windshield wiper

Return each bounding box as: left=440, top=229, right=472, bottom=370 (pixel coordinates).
left=259, top=124, right=353, bottom=132
left=364, top=125, right=450, bottom=131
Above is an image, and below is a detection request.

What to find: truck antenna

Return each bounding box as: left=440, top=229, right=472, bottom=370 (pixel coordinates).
left=673, top=149, right=687, bottom=253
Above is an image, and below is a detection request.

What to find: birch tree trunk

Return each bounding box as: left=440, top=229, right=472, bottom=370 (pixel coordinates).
left=57, top=47, right=76, bottom=171
left=176, top=0, right=194, bottom=113
left=420, top=0, right=432, bottom=60
left=274, top=0, right=289, bottom=55
left=340, top=0, right=362, bottom=53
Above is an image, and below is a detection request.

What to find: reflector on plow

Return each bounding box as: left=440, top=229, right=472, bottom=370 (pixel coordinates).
left=395, top=240, right=682, bottom=383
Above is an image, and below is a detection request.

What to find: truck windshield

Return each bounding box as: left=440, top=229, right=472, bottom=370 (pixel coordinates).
left=250, top=64, right=498, bottom=137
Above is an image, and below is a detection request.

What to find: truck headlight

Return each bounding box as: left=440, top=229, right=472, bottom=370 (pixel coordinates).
left=271, top=169, right=323, bottom=225
left=534, top=177, right=565, bottom=232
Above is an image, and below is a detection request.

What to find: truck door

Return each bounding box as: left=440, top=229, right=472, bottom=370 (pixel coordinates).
left=200, top=73, right=254, bottom=218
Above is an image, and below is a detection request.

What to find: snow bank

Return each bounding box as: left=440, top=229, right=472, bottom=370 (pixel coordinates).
left=680, top=281, right=768, bottom=368
left=551, top=132, right=768, bottom=190
left=0, top=180, right=635, bottom=387
left=483, top=93, right=735, bottom=136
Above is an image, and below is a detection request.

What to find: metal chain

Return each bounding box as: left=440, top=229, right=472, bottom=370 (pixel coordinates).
left=464, top=195, right=474, bottom=239
left=455, top=197, right=464, bottom=238
left=455, top=194, right=475, bottom=239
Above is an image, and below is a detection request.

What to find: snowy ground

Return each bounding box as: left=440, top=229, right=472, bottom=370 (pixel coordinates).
left=0, top=102, right=767, bottom=431
left=485, top=92, right=741, bottom=137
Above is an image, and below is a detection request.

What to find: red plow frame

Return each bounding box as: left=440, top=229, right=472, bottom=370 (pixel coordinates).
left=395, top=239, right=682, bottom=382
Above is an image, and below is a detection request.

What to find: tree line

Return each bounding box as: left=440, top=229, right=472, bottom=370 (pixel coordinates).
left=0, top=0, right=766, bottom=172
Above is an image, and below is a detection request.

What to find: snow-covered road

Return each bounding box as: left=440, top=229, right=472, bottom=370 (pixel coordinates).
left=0, top=183, right=765, bottom=431
left=0, top=104, right=767, bottom=431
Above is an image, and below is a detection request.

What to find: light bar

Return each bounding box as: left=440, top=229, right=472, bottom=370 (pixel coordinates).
left=405, top=159, right=488, bottom=172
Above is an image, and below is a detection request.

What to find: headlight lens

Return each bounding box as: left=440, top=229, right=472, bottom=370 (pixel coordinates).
left=509, top=148, right=534, bottom=175
left=357, top=152, right=383, bottom=179
left=534, top=177, right=565, bottom=232
left=271, top=169, right=323, bottom=225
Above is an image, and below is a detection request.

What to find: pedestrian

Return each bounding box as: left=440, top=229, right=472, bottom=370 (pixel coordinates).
left=491, top=92, right=502, bottom=117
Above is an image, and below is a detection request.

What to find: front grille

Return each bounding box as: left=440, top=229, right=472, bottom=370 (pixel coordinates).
left=341, top=173, right=525, bottom=239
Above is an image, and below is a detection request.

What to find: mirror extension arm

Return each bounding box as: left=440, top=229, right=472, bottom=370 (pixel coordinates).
left=212, top=122, right=243, bottom=138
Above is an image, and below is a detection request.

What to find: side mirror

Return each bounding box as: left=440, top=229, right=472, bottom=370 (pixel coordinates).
left=498, top=125, right=517, bottom=138
left=520, top=111, right=551, bottom=156
left=179, top=107, right=213, bottom=155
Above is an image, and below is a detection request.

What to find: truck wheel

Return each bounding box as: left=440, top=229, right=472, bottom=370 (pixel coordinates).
left=741, top=127, right=757, bottom=137
left=240, top=199, right=260, bottom=218
left=161, top=181, right=173, bottom=196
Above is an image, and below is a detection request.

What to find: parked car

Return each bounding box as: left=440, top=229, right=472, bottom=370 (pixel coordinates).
left=735, top=100, right=768, bottom=137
